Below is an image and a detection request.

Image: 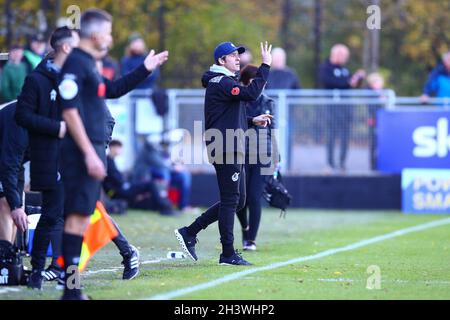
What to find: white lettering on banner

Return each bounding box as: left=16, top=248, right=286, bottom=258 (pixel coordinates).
left=413, top=118, right=450, bottom=158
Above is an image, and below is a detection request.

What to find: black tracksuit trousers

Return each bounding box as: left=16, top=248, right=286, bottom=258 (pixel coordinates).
left=31, top=180, right=64, bottom=270
left=187, top=162, right=246, bottom=257
left=236, top=163, right=265, bottom=242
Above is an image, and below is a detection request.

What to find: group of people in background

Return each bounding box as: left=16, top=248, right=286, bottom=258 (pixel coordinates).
left=2, top=33, right=450, bottom=176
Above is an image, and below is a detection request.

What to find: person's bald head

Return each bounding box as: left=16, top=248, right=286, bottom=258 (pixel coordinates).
left=330, top=44, right=350, bottom=66
left=272, top=47, right=287, bottom=69
left=442, top=51, right=450, bottom=70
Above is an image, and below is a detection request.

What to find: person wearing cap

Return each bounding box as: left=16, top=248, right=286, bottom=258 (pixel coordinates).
left=22, top=34, right=47, bottom=74
left=1, top=44, right=27, bottom=102
left=174, top=41, right=273, bottom=266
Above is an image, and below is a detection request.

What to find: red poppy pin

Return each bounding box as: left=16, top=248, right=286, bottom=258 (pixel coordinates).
left=231, top=87, right=240, bottom=96
left=97, top=83, right=106, bottom=97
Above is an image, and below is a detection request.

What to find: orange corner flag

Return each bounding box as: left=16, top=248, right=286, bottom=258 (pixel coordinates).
left=78, top=201, right=119, bottom=272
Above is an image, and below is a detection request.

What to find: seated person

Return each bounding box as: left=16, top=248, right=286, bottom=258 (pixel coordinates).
left=103, top=140, right=178, bottom=216
left=132, top=138, right=197, bottom=213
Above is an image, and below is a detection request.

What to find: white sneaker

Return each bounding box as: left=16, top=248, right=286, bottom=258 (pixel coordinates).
left=243, top=241, right=257, bottom=251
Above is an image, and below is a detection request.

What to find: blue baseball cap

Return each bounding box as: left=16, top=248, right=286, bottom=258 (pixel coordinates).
left=214, top=42, right=245, bottom=61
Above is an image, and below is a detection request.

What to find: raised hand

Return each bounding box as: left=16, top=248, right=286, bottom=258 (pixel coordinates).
left=260, top=41, right=273, bottom=66
left=144, top=50, right=169, bottom=72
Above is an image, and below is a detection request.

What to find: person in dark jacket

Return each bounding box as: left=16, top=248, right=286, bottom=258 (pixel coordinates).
left=121, top=33, right=160, bottom=90
left=15, top=27, right=74, bottom=289
left=319, top=44, right=365, bottom=172
left=174, top=41, right=273, bottom=266
left=0, top=102, right=29, bottom=251
left=420, top=51, right=450, bottom=103
left=236, top=64, right=276, bottom=251
left=265, top=47, right=300, bottom=90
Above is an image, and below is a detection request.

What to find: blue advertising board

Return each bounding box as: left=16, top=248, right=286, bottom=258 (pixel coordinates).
left=402, top=169, right=450, bottom=214
left=378, top=109, right=450, bottom=173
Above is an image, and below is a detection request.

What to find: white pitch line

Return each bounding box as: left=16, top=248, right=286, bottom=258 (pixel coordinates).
left=0, top=258, right=172, bottom=295
left=147, top=217, right=450, bottom=300
left=317, top=278, right=450, bottom=285
left=0, top=288, right=22, bottom=295
left=84, top=258, right=168, bottom=276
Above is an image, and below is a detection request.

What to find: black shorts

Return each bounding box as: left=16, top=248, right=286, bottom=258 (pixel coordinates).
left=60, top=141, right=106, bottom=217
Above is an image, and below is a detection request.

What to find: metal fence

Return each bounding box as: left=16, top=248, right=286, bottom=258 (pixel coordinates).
left=3, top=88, right=449, bottom=175
left=102, top=90, right=450, bottom=175
left=163, top=89, right=396, bottom=174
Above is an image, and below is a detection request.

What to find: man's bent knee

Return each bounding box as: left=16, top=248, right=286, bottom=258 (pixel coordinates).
left=64, top=214, right=90, bottom=236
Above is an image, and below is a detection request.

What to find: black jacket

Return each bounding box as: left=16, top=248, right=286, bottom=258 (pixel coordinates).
left=245, top=93, right=275, bottom=162
left=319, top=59, right=352, bottom=89
left=201, top=63, right=270, bottom=160
left=16, top=57, right=150, bottom=191
left=15, top=59, right=62, bottom=191
left=266, top=68, right=301, bottom=89
left=0, top=102, right=28, bottom=210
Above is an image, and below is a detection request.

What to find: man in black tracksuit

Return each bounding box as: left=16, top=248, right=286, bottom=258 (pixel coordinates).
left=0, top=102, right=29, bottom=254
left=57, top=9, right=168, bottom=300
left=174, top=42, right=273, bottom=265
left=15, top=29, right=73, bottom=289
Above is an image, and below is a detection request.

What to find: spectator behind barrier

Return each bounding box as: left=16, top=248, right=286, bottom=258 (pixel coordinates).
left=366, top=72, right=386, bottom=171
left=22, top=34, right=47, bottom=74
left=1, top=45, right=27, bottom=103
left=265, top=47, right=301, bottom=89
left=239, top=46, right=253, bottom=69
left=120, top=32, right=160, bottom=90
left=420, top=51, right=450, bottom=103
left=132, top=136, right=197, bottom=214
left=319, top=44, right=366, bottom=173
left=103, top=139, right=179, bottom=216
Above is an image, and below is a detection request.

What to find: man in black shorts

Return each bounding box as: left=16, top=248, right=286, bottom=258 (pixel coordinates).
left=16, top=27, right=143, bottom=290
left=58, top=9, right=168, bottom=300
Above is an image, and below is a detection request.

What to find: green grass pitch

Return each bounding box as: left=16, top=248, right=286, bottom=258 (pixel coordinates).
left=2, top=209, right=449, bottom=300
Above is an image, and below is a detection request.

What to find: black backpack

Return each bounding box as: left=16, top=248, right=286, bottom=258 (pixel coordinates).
left=0, top=240, right=29, bottom=286
left=263, top=171, right=292, bottom=217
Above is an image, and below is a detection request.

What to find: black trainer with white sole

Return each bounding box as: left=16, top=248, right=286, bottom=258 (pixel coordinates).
left=122, top=245, right=140, bottom=280
left=174, top=227, right=198, bottom=261
left=43, top=265, right=63, bottom=282
left=219, top=251, right=252, bottom=266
